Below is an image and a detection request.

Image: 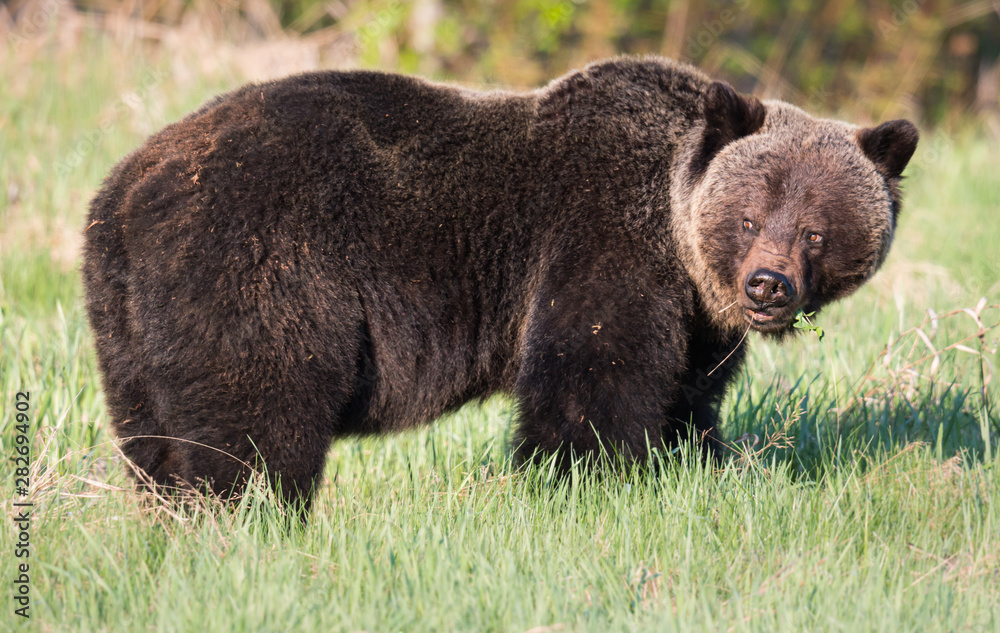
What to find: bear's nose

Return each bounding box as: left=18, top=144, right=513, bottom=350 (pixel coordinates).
left=745, top=269, right=794, bottom=306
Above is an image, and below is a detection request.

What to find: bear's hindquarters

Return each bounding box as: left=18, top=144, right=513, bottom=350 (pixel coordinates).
left=84, top=201, right=365, bottom=513
left=135, top=282, right=365, bottom=512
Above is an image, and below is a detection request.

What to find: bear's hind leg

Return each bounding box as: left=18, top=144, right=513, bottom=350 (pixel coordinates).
left=132, top=361, right=352, bottom=514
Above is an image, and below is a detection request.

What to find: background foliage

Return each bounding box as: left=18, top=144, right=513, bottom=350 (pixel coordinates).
left=9, top=0, right=999, bottom=126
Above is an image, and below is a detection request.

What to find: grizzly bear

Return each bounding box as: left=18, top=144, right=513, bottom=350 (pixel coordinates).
left=82, top=57, right=917, bottom=511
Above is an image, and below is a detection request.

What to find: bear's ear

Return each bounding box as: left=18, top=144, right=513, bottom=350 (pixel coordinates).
left=691, top=81, right=766, bottom=177
left=856, top=119, right=919, bottom=180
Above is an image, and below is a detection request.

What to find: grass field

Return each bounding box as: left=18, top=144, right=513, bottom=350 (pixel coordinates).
left=1, top=27, right=999, bottom=633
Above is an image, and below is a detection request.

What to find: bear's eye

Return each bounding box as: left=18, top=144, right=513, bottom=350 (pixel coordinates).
left=807, top=233, right=823, bottom=244
left=743, top=219, right=755, bottom=232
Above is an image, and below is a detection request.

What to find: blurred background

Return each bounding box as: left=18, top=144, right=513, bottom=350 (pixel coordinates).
left=3, top=0, right=999, bottom=126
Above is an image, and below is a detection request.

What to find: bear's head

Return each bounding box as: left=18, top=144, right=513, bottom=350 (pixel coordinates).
left=671, top=81, right=919, bottom=336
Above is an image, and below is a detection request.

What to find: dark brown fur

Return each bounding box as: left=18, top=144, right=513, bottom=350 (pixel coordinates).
left=82, top=57, right=918, bottom=512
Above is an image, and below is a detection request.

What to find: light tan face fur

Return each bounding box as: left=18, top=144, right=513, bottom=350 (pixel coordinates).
left=672, top=102, right=902, bottom=336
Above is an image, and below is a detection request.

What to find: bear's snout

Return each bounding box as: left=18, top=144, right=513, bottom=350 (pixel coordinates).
left=745, top=269, right=795, bottom=307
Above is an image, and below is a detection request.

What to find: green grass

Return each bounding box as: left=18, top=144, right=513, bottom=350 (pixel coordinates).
left=1, top=27, right=999, bottom=633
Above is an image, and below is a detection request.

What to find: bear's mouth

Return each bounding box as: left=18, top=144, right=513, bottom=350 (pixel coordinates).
left=744, top=307, right=794, bottom=333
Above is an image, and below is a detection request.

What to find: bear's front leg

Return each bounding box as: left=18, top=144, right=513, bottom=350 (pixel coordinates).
left=664, top=326, right=749, bottom=465
left=511, top=262, right=689, bottom=470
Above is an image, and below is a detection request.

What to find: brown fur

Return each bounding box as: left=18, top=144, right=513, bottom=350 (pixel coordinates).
left=82, top=57, right=918, bottom=512
left=671, top=100, right=916, bottom=334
